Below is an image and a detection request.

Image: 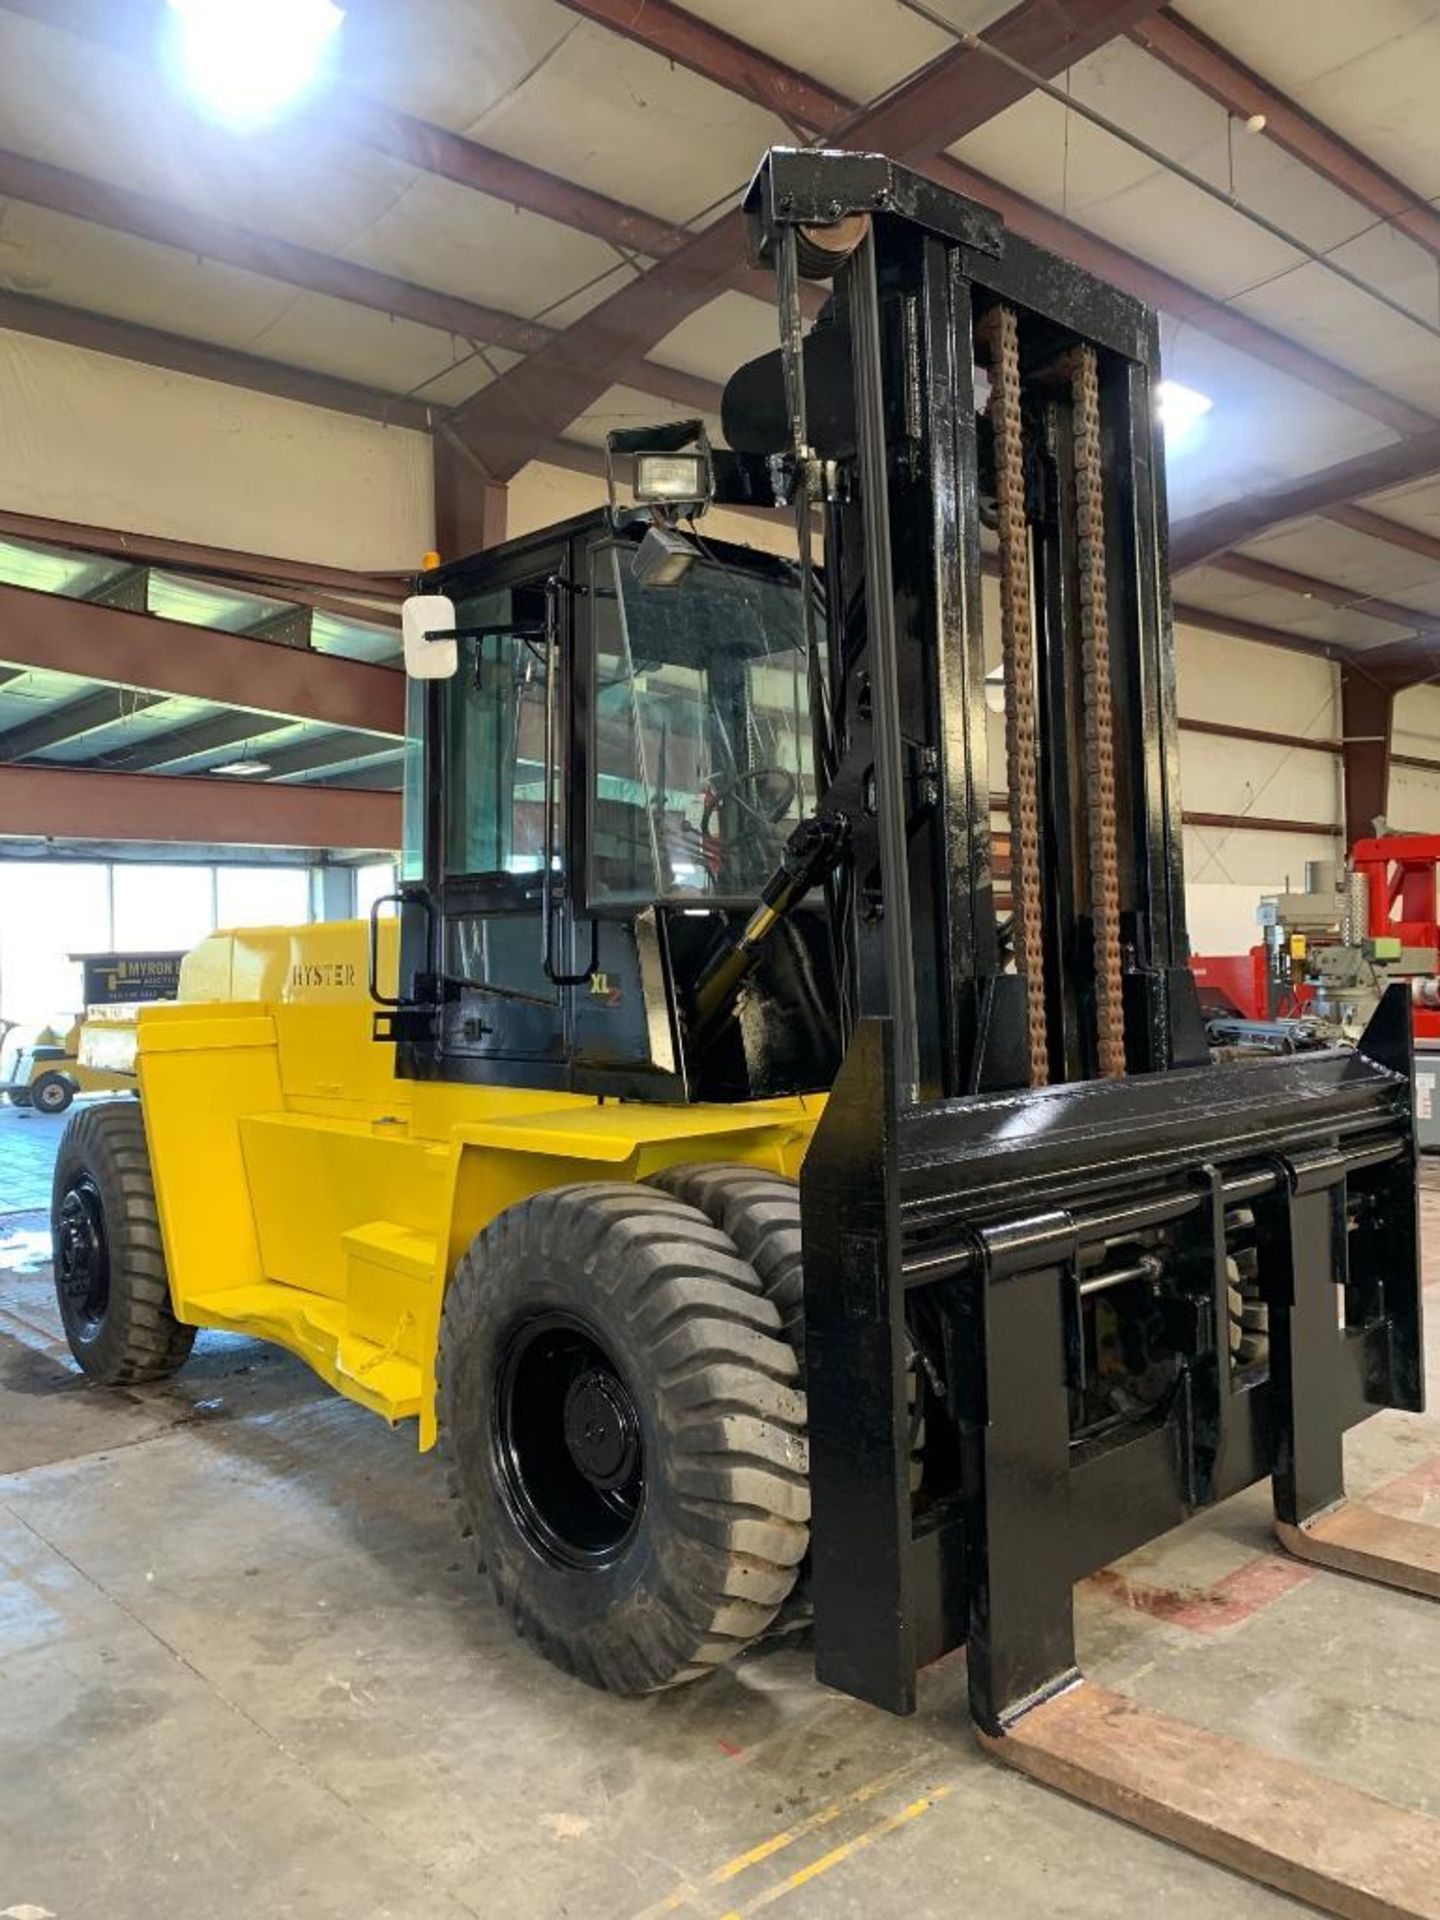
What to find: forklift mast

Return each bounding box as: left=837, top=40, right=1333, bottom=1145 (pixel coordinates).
left=725, top=149, right=1204, bottom=1105
left=726, top=151, right=1420, bottom=1733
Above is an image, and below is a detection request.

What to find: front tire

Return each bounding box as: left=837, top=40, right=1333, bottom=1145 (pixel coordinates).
left=51, top=1101, right=194, bottom=1384
left=437, top=1183, right=809, bottom=1693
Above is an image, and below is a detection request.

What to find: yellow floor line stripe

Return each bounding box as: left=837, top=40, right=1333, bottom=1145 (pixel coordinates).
left=630, top=1763, right=921, bottom=1920
left=716, top=1784, right=957, bottom=1919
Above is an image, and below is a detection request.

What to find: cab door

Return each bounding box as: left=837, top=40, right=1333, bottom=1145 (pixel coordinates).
left=423, top=540, right=575, bottom=1085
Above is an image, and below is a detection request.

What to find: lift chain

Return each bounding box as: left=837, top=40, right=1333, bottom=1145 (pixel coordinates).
left=979, top=303, right=1048, bottom=1088
left=1070, top=344, right=1126, bottom=1079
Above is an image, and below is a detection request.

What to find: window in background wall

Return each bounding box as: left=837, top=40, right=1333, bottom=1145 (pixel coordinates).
left=0, top=863, right=111, bottom=1025
left=216, top=865, right=311, bottom=929
left=355, top=860, right=398, bottom=920
left=112, top=865, right=215, bottom=952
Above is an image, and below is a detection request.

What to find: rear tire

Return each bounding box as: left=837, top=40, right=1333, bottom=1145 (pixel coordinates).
left=7, top=1086, right=33, bottom=1109
left=51, top=1100, right=194, bottom=1384
left=650, top=1162, right=925, bottom=1643
left=648, top=1165, right=806, bottom=1362
left=437, top=1183, right=809, bottom=1693
left=649, top=1167, right=925, bottom=1471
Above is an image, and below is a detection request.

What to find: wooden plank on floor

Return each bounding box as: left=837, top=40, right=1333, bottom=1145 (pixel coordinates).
left=1276, top=1504, right=1440, bottom=1600
left=979, top=1681, right=1440, bottom=1920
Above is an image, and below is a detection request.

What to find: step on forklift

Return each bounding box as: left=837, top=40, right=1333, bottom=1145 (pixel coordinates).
left=51, top=150, right=1440, bottom=1913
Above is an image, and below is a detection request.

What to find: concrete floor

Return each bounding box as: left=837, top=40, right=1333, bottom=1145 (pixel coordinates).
left=5, top=1102, right=1440, bottom=1919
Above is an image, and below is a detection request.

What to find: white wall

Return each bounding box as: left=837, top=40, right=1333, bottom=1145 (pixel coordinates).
left=1391, top=684, right=1440, bottom=834
left=0, top=329, right=433, bottom=570
left=1174, top=623, right=1340, bottom=950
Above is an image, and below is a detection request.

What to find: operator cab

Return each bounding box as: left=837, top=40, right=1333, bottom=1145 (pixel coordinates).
left=387, top=510, right=841, bottom=1102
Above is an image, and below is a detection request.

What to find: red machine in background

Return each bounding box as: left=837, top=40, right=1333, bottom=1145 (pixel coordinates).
left=1192, top=834, right=1440, bottom=1041
left=1190, top=947, right=1304, bottom=1023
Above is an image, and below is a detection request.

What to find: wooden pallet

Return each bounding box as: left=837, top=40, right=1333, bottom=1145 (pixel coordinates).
left=1277, top=1501, right=1440, bottom=1601
left=981, top=1681, right=1440, bottom=1920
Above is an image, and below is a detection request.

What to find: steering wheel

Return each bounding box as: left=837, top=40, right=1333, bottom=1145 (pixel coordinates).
left=701, top=767, right=798, bottom=835
left=698, top=767, right=798, bottom=879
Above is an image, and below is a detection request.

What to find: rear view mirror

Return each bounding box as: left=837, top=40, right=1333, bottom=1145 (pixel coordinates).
left=402, top=594, right=459, bottom=679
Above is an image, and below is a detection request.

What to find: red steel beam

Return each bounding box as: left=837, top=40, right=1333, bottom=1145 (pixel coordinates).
left=0, top=145, right=724, bottom=421
left=0, top=581, right=405, bottom=735
left=0, top=146, right=548, bottom=354
left=1168, top=600, right=1337, bottom=660
left=1179, top=716, right=1339, bottom=755
left=0, top=762, right=400, bottom=849
left=329, top=98, right=683, bottom=261
left=454, top=0, right=1171, bottom=478
left=433, top=432, right=509, bottom=558
left=0, top=287, right=434, bottom=431
left=1170, top=428, right=1440, bottom=570
left=0, top=505, right=399, bottom=634
left=0, top=506, right=406, bottom=600
left=1205, top=551, right=1440, bottom=688
left=1133, top=10, right=1440, bottom=263
left=1345, top=636, right=1440, bottom=686
left=1339, top=665, right=1395, bottom=845
left=560, top=0, right=848, bottom=132
left=1323, top=502, right=1440, bottom=569
left=559, top=0, right=1433, bottom=442
left=1184, top=810, right=1342, bottom=838
left=1209, top=551, right=1440, bottom=640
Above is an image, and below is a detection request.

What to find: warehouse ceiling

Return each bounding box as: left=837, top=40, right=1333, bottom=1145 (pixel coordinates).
left=0, top=0, right=1438, bottom=808
left=0, top=528, right=404, bottom=801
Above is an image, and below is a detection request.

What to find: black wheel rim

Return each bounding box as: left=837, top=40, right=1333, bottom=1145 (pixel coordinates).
left=56, top=1175, right=110, bottom=1339
left=493, top=1312, right=644, bottom=1569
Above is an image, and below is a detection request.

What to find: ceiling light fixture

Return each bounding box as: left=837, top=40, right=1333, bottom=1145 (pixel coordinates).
left=1158, top=380, right=1214, bottom=453
left=211, top=759, right=272, bottom=777
left=165, top=0, right=345, bottom=131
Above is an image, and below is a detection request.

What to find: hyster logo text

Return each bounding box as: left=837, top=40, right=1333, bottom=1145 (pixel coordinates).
left=290, top=963, right=358, bottom=991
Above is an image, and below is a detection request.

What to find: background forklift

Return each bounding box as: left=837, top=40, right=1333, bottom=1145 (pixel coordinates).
left=3, top=952, right=181, bottom=1112
left=51, top=150, right=1440, bottom=1913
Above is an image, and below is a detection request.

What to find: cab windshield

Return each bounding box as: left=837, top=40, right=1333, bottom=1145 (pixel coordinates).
left=590, top=541, right=816, bottom=904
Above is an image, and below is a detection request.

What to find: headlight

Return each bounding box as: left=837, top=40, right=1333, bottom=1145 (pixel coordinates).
left=633, top=452, right=711, bottom=508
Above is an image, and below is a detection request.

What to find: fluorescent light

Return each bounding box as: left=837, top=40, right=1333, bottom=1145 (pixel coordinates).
left=211, top=759, right=271, bottom=777
left=1158, top=380, right=1213, bottom=451
left=166, top=0, right=345, bottom=130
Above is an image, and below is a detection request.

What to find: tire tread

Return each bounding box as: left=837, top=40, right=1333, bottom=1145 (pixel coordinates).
left=51, top=1100, right=193, bottom=1384
left=436, top=1182, right=807, bottom=1694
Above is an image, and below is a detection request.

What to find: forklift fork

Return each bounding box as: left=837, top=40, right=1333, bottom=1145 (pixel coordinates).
left=802, top=992, right=1440, bottom=1915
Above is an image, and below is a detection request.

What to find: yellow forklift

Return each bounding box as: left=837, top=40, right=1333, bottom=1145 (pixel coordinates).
left=3, top=952, right=181, bottom=1112
left=50, top=151, right=1440, bottom=1911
